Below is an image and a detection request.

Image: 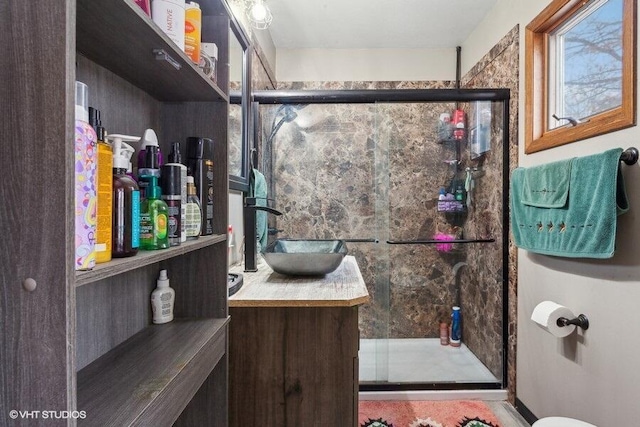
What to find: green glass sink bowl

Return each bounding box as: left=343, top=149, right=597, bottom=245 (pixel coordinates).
left=262, top=239, right=348, bottom=276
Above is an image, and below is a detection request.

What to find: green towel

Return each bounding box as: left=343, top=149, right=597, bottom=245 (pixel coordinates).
left=510, top=148, right=628, bottom=258
left=521, top=158, right=572, bottom=208
left=250, top=168, right=269, bottom=252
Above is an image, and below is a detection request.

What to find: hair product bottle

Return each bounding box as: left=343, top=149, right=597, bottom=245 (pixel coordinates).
left=151, top=269, right=175, bottom=324
left=137, top=129, right=162, bottom=201
left=161, top=164, right=182, bottom=246
left=74, top=82, right=97, bottom=271
left=89, top=108, right=113, bottom=263
left=185, top=176, right=202, bottom=239
left=109, top=134, right=141, bottom=258
left=140, top=176, right=170, bottom=250
left=186, top=137, right=214, bottom=235
left=165, top=142, right=187, bottom=242
left=184, top=2, right=201, bottom=64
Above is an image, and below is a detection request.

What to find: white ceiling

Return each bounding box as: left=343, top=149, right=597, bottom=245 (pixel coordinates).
left=265, top=0, right=499, bottom=49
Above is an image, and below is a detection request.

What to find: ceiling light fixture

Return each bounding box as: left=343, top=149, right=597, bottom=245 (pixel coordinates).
left=245, top=0, right=273, bottom=30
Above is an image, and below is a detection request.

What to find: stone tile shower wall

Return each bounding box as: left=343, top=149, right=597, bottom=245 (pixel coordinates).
left=264, top=81, right=507, bottom=344
left=462, top=25, right=519, bottom=398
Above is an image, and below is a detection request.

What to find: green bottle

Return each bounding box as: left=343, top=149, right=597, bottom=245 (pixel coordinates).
left=140, top=176, right=169, bottom=250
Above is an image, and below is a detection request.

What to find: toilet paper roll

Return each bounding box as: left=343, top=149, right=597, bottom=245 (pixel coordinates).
left=531, top=301, right=576, bottom=338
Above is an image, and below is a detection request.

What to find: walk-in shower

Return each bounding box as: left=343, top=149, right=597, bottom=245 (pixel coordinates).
left=252, top=89, right=510, bottom=391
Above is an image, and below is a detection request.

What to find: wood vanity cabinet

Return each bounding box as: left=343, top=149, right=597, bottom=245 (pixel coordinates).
left=228, top=257, right=369, bottom=426
left=1, top=0, right=232, bottom=425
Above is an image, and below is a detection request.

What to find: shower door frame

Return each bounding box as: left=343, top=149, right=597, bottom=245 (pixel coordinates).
left=252, top=88, right=511, bottom=391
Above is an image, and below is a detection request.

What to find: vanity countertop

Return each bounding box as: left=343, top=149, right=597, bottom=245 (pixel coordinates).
left=229, top=255, right=370, bottom=308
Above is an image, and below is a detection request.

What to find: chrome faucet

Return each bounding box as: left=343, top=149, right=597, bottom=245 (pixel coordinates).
left=243, top=196, right=282, bottom=272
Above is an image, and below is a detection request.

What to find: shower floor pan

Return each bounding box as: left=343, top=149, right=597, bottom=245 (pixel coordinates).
left=359, top=338, right=498, bottom=383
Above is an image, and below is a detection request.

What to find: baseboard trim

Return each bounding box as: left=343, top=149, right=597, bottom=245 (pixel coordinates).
left=515, top=397, right=538, bottom=424
left=359, top=389, right=508, bottom=401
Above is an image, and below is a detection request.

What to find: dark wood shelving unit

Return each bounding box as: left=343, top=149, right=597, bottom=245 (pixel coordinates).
left=1, top=0, right=231, bottom=425
left=76, top=0, right=228, bottom=102
left=78, top=318, right=228, bottom=426
left=76, top=234, right=226, bottom=287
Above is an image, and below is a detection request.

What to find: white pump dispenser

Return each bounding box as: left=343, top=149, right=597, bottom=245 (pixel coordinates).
left=107, top=134, right=140, bottom=170
left=151, top=269, right=175, bottom=324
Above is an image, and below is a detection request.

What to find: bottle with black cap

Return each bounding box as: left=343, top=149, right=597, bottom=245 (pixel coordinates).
left=186, top=137, right=214, bottom=235
left=165, top=142, right=187, bottom=243
left=161, top=164, right=182, bottom=246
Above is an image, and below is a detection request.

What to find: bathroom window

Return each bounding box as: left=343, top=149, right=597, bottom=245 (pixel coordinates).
left=525, top=0, right=636, bottom=153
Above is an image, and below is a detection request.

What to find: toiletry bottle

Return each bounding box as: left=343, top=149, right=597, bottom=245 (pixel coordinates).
left=186, top=137, right=214, bottom=235
left=109, top=134, right=141, bottom=258
left=185, top=175, right=202, bottom=239
left=453, top=109, right=466, bottom=140
left=90, top=109, right=113, bottom=263
left=74, top=81, right=97, bottom=271
left=151, top=0, right=186, bottom=51
left=184, top=2, right=201, bottom=64
left=137, top=129, right=162, bottom=200
left=450, top=306, right=462, bottom=347
left=228, top=225, right=235, bottom=266
left=165, top=142, right=187, bottom=242
left=140, top=176, right=170, bottom=250
left=151, top=269, right=175, bottom=324
left=440, top=322, right=450, bottom=346
left=161, top=164, right=182, bottom=246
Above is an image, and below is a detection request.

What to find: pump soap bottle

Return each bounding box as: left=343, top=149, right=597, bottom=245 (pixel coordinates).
left=140, top=176, right=170, bottom=250
left=74, top=82, right=97, bottom=271
left=109, top=134, right=141, bottom=258
left=151, top=269, right=175, bottom=324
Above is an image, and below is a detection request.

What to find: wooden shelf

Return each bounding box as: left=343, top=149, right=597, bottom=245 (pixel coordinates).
left=76, top=234, right=226, bottom=287
left=76, top=0, right=228, bottom=102
left=77, top=318, right=228, bottom=426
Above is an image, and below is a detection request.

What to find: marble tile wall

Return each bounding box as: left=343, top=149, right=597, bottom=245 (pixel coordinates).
left=462, top=25, right=520, bottom=400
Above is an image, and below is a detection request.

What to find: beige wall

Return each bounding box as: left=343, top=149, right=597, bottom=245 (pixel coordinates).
left=276, top=48, right=457, bottom=81
left=463, top=1, right=640, bottom=424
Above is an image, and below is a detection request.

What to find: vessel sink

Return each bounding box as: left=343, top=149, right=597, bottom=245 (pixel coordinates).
left=262, top=239, right=348, bottom=276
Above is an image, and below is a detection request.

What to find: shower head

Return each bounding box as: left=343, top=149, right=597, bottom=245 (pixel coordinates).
left=282, top=106, right=298, bottom=123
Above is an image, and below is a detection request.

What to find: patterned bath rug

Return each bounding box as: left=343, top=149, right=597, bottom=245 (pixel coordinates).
left=359, top=400, right=501, bottom=427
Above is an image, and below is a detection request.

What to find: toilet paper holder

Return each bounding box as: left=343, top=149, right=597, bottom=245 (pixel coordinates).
left=556, top=314, right=589, bottom=330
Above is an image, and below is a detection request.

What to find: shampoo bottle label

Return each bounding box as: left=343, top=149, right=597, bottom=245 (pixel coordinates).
left=131, top=190, right=140, bottom=248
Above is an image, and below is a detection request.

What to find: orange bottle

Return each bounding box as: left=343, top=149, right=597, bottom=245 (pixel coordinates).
left=184, top=2, right=201, bottom=64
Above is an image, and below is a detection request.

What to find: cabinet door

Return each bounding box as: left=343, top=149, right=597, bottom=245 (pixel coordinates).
left=0, top=0, right=75, bottom=419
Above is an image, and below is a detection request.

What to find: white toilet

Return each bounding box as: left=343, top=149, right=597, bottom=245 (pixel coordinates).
left=533, top=417, right=597, bottom=427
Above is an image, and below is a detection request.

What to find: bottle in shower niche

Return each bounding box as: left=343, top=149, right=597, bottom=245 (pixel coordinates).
left=139, top=176, right=170, bottom=250
left=151, top=269, right=175, bottom=324
left=74, top=81, right=97, bottom=271
left=185, top=175, right=202, bottom=239
left=450, top=306, right=462, bottom=347
left=186, top=137, right=214, bottom=235
left=109, top=134, right=141, bottom=258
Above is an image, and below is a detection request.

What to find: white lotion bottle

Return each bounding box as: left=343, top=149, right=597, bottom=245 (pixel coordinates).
left=151, top=269, right=175, bottom=324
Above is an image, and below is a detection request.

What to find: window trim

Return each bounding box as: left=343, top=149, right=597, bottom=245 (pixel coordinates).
left=525, top=0, right=637, bottom=154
